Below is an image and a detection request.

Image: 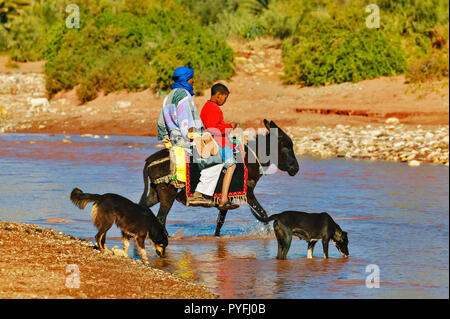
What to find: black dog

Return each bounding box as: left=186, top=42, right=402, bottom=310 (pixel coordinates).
left=251, top=209, right=349, bottom=260
left=70, top=188, right=168, bottom=263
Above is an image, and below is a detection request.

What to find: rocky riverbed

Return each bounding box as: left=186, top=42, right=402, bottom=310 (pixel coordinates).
left=287, top=120, right=449, bottom=166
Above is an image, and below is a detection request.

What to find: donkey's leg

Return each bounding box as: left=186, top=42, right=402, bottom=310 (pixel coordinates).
left=145, top=183, right=159, bottom=207
left=215, top=209, right=228, bottom=237
left=155, top=183, right=178, bottom=234
left=247, top=188, right=271, bottom=233
left=247, top=187, right=269, bottom=220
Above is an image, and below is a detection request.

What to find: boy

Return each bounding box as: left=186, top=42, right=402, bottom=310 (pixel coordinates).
left=200, top=83, right=239, bottom=210
left=158, top=66, right=223, bottom=207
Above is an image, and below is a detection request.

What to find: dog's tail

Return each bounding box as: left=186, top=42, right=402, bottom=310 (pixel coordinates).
left=250, top=207, right=278, bottom=223
left=70, top=188, right=101, bottom=209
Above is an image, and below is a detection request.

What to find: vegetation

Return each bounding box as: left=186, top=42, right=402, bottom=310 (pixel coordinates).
left=0, top=0, right=30, bottom=24
left=0, top=0, right=448, bottom=102
left=6, top=0, right=234, bottom=102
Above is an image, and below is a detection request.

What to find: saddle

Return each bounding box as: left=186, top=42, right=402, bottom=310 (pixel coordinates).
left=151, top=138, right=248, bottom=206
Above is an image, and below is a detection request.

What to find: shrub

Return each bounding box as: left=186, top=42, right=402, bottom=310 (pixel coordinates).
left=176, top=0, right=238, bottom=26
left=406, top=24, right=449, bottom=83
left=5, top=0, right=67, bottom=61
left=0, top=0, right=31, bottom=24
left=44, top=0, right=235, bottom=102
left=281, top=1, right=407, bottom=86
left=406, top=50, right=449, bottom=83
left=0, top=24, right=7, bottom=51
left=6, top=11, right=46, bottom=61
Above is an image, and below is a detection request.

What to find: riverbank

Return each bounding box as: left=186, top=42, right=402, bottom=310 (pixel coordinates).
left=0, top=221, right=217, bottom=299
left=287, top=122, right=449, bottom=166
left=0, top=41, right=448, bottom=166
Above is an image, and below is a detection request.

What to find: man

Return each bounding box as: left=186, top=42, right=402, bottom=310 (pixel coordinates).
left=157, top=66, right=223, bottom=207
left=200, top=83, right=239, bottom=210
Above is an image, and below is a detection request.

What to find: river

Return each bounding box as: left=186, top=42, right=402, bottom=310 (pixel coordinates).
left=0, top=133, right=448, bottom=298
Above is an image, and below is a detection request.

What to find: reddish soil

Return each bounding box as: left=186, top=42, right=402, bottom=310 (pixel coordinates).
left=2, top=40, right=448, bottom=136
left=0, top=221, right=217, bottom=299
left=0, top=56, right=45, bottom=74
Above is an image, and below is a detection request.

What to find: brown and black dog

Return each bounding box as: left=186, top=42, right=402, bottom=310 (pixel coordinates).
left=70, top=188, right=168, bottom=263
left=251, top=208, right=349, bottom=260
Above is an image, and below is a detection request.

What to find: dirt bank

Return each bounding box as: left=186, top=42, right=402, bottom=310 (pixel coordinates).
left=0, top=40, right=448, bottom=137
left=0, top=221, right=217, bottom=299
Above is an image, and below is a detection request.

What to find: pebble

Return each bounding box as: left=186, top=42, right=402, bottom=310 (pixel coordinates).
left=408, top=160, right=421, bottom=167
left=287, top=124, right=449, bottom=166
left=385, top=117, right=400, bottom=125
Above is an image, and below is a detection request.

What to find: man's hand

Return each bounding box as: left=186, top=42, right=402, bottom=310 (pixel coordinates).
left=163, top=138, right=172, bottom=149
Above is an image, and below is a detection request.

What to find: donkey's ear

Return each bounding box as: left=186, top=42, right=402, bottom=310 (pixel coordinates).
left=270, top=120, right=279, bottom=129
left=263, top=119, right=271, bottom=131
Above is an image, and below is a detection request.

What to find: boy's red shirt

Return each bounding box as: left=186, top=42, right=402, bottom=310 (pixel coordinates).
left=200, top=100, right=232, bottom=147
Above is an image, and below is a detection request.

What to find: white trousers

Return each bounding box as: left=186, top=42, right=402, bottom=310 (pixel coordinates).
left=195, top=164, right=224, bottom=196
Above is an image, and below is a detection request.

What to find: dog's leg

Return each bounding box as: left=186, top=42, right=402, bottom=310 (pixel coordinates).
left=95, top=231, right=111, bottom=252
left=136, top=235, right=148, bottom=264
left=307, top=241, right=317, bottom=259
left=274, top=221, right=291, bottom=260
left=274, top=221, right=283, bottom=259
left=322, top=239, right=330, bottom=259
left=121, top=231, right=133, bottom=254
left=95, top=231, right=105, bottom=250
left=281, top=235, right=292, bottom=260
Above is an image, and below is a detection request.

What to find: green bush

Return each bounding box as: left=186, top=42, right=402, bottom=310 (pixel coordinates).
left=280, top=1, right=407, bottom=86
left=5, top=0, right=68, bottom=61
left=0, top=24, right=8, bottom=51
left=6, top=11, right=46, bottom=61
left=406, top=50, right=449, bottom=83
left=176, top=0, right=238, bottom=26
left=0, top=0, right=31, bottom=24
left=43, top=0, right=235, bottom=102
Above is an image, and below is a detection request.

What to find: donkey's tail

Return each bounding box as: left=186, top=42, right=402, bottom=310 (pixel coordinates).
left=70, top=188, right=101, bottom=209
left=250, top=207, right=278, bottom=223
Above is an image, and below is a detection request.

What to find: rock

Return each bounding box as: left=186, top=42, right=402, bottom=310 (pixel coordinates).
left=111, top=248, right=129, bottom=257
left=408, top=160, right=421, bottom=167
left=28, top=97, right=50, bottom=108
left=385, top=117, right=400, bottom=125
left=115, top=101, right=132, bottom=109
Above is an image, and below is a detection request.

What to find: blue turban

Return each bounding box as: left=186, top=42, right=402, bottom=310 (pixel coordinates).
left=171, top=66, right=195, bottom=96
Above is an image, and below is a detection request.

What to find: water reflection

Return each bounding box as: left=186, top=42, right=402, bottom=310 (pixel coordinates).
left=0, top=133, right=448, bottom=298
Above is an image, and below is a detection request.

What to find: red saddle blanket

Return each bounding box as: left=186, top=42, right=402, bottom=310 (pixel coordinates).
left=185, top=160, right=248, bottom=205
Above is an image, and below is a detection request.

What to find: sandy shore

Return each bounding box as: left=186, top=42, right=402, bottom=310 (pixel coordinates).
left=0, top=221, right=217, bottom=299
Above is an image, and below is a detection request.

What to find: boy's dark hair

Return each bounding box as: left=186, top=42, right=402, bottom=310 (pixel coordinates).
left=211, top=83, right=229, bottom=96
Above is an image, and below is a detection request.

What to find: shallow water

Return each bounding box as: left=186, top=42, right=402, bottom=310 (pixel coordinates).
left=0, top=133, right=448, bottom=298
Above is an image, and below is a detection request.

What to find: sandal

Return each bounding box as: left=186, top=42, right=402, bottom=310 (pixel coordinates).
left=218, top=200, right=240, bottom=210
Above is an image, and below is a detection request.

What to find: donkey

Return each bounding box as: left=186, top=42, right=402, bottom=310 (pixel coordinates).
left=138, top=119, right=300, bottom=236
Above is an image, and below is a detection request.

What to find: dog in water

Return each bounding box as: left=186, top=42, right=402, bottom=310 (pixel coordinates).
left=70, top=188, right=168, bottom=263
left=250, top=208, right=349, bottom=260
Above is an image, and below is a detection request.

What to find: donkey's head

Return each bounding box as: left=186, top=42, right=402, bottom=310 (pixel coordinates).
left=264, top=119, right=299, bottom=176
